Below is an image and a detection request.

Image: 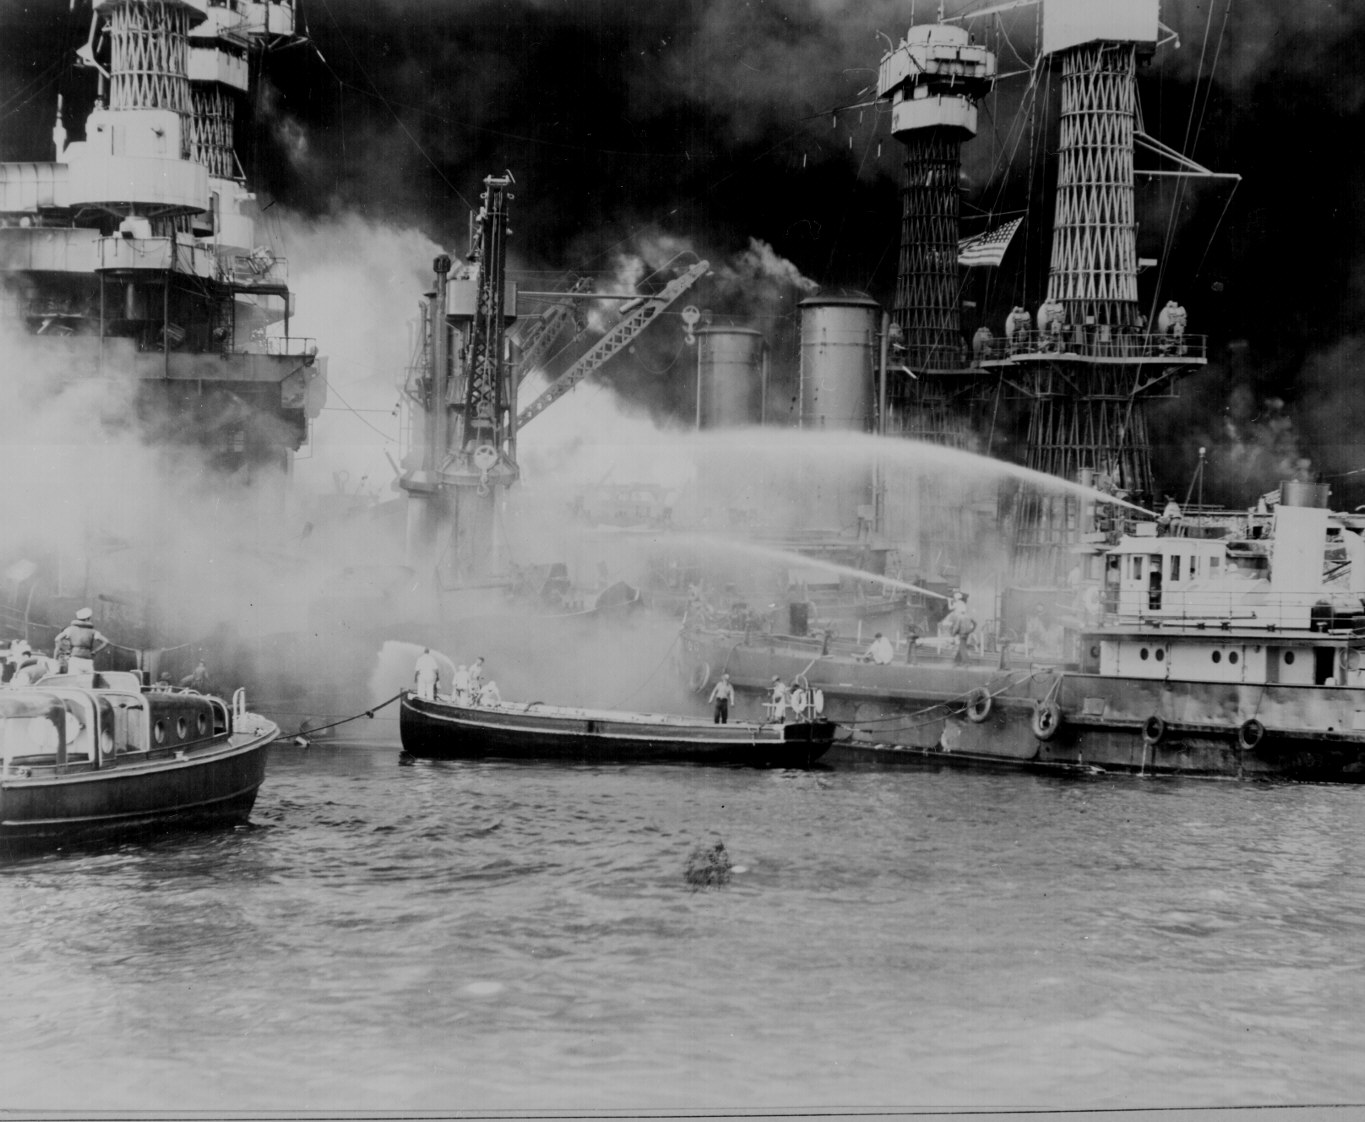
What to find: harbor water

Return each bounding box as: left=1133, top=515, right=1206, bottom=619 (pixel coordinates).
left=2, top=741, right=1364, bottom=1112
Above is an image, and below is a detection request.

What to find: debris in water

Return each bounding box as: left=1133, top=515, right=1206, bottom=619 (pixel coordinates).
left=685, top=840, right=733, bottom=890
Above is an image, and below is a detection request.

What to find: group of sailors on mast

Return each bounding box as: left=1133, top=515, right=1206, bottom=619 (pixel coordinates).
left=972, top=298, right=1189, bottom=363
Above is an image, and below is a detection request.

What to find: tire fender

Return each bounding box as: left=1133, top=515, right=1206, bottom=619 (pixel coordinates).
left=1031, top=699, right=1061, bottom=741
left=965, top=687, right=992, bottom=723
left=1142, top=715, right=1166, bottom=745
left=1238, top=717, right=1265, bottom=750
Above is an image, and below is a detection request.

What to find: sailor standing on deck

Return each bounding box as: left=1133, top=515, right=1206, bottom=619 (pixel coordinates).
left=451, top=664, right=471, bottom=704
left=945, top=593, right=976, bottom=665
left=413, top=647, right=440, bottom=700
left=767, top=676, right=788, bottom=724
left=54, top=608, right=108, bottom=674
left=708, top=672, right=735, bottom=724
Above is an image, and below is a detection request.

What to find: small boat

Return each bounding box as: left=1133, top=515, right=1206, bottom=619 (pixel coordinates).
left=1, top=671, right=278, bottom=852
left=399, top=692, right=836, bottom=766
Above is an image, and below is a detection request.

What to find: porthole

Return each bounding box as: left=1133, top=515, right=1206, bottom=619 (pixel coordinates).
left=1155, top=649, right=1165, bottom=662
left=1089, top=646, right=1100, bottom=660
left=176, top=717, right=188, bottom=738
left=1229, top=651, right=1239, bottom=665
left=197, top=713, right=208, bottom=735
left=1285, top=651, right=1296, bottom=665
left=1212, top=651, right=1222, bottom=664
left=153, top=720, right=166, bottom=744
left=1139, top=647, right=1150, bottom=661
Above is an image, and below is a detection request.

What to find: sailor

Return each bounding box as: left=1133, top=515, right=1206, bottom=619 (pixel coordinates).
left=708, top=671, right=735, bottom=724
left=1158, top=300, right=1188, bottom=355
left=1158, top=494, right=1183, bottom=535
left=768, top=676, right=788, bottom=724
left=1036, top=298, right=1065, bottom=348
left=180, top=659, right=210, bottom=692
left=1157, top=299, right=1187, bottom=338
left=1, top=640, right=27, bottom=683
left=413, top=647, right=440, bottom=700
left=468, top=657, right=486, bottom=693
left=1025, top=604, right=1057, bottom=656
left=152, top=671, right=174, bottom=692
left=971, top=325, right=994, bottom=365
left=451, top=664, right=472, bottom=704
left=53, top=608, right=109, bottom=673
left=863, top=631, right=895, bottom=665
left=945, top=593, right=976, bottom=665
left=1004, top=305, right=1030, bottom=350
left=477, top=680, right=501, bottom=706
left=11, top=653, right=52, bottom=687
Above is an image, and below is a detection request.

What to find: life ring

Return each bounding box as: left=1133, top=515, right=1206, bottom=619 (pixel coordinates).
left=1031, top=699, right=1061, bottom=741
left=1238, top=718, right=1266, bottom=750
left=965, top=687, right=992, bottom=723
left=1142, top=715, right=1166, bottom=745
left=688, top=662, right=710, bottom=693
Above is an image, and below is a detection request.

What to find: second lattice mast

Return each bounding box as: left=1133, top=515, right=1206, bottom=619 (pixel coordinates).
left=877, top=22, right=995, bottom=445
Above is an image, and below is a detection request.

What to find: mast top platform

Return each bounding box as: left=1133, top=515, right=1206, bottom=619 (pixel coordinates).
left=1042, top=0, right=1158, bottom=57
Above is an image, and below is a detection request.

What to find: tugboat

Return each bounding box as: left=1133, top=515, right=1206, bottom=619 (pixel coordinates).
left=0, top=668, right=278, bottom=852
left=684, top=483, right=1365, bottom=781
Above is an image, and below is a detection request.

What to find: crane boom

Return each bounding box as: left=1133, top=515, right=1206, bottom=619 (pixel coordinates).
left=516, top=259, right=710, bottom=428
left=513, top=276, right=594, bottom=387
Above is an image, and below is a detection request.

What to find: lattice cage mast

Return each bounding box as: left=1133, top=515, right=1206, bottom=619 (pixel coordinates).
left=877, top=23, right=996, bottom=378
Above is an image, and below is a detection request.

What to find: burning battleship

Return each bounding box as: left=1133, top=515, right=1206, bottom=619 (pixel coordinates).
left=0, top=0, right=325, bottom=673
left=678, top=2, right=1365, bottom=781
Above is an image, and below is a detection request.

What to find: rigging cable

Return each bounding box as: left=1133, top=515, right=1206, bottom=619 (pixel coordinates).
left=312, top=0, right=473, bottom=212
left=1149, top=0, right=1232, bottom=321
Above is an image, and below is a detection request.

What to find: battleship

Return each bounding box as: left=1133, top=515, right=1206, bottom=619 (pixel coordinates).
left=0, top=0, right=325, bottom=679
left=678, top=2, right=1365, bottom=781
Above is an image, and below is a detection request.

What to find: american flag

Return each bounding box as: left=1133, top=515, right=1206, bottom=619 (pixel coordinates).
left=957, top=217, right=1023, bottom=268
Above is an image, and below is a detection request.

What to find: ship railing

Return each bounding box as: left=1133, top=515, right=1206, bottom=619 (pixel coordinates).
left=262, top=335, right=318, bottom=358
left=228, top=251, right=289, bottom=286
left=977, top=330, right=1207, bottom=363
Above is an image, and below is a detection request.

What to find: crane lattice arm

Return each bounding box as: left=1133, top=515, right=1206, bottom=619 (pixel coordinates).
left=516, top=258, right=710, bottom=428
left=513, top=276, right=594, bottom=387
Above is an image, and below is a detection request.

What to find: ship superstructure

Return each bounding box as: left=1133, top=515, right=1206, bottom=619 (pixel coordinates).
left=0, top=0, right=324, bottom=475
left=876, top=20, right=996, bottom=444
left=980, top=0, right=1208, bottom=580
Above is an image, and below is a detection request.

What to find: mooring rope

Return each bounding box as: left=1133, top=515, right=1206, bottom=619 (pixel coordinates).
left=275, top=691, right=404, bottom=743
left=834, top=669, right=1045, bottom=731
